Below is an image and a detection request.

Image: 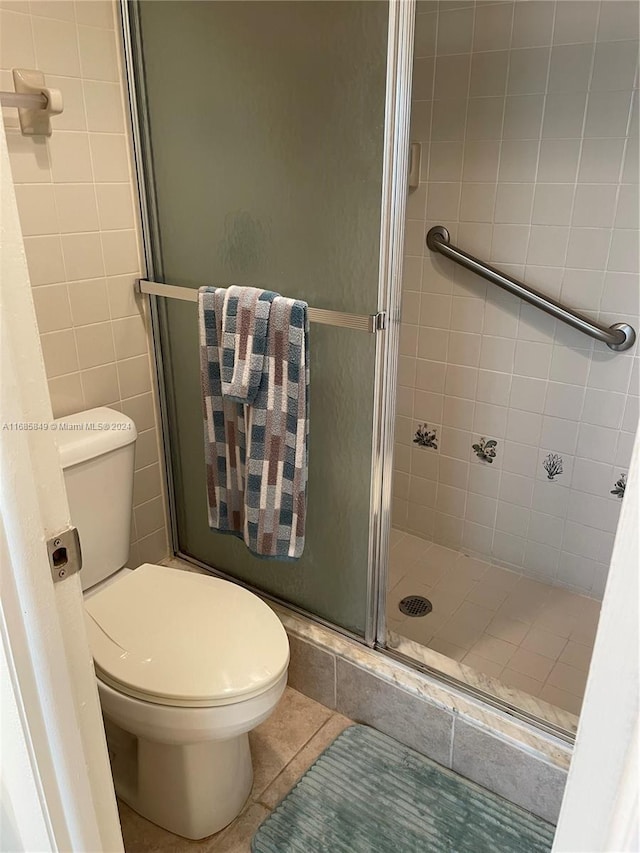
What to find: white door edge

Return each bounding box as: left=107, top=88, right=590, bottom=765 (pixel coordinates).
left=0, top=116, right=123, bottom=852
left=553, top=429, right=639, bottom=851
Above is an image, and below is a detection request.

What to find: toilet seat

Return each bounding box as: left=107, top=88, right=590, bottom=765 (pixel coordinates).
left=84, top=564, right=289, bottom=708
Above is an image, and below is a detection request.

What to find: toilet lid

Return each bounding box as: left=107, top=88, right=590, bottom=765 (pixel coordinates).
left=84, top=564, right=289, bottom=708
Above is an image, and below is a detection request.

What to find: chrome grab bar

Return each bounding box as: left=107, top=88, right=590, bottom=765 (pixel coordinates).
left=426, top=226, right=636, bottom=353
left=136, top=279, right=386, bottom=333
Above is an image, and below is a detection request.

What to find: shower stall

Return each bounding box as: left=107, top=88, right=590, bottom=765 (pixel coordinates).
left=122, top=0, right=639, bottom=739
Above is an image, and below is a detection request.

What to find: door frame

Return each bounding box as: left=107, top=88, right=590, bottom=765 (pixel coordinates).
left=0, top=118, right=123, bottom=852
left=368, top=0, right=416, bottom=647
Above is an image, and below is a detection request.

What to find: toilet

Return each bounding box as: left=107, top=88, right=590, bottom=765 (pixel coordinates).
left=55, top=406, right=289, bottom=840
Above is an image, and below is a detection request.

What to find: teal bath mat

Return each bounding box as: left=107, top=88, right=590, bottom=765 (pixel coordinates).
left=252, top=725, right=554, bottom=853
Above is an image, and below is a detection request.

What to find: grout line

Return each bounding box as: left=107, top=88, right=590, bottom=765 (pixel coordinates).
left=332, top=652, right=338, bottom=711
left=253, top=704, right=338, bottom=808
left=449, top=713, right=456, bottom=768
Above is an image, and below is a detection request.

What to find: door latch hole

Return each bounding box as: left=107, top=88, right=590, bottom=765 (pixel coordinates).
left=52, top=547, right=68, bottom=568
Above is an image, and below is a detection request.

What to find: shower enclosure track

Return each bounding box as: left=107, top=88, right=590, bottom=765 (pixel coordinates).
left=426, top=226, right=636, bottom=352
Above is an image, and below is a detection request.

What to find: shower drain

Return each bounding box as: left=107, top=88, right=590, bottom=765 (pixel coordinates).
left=398, top=595, right=433, bottom=617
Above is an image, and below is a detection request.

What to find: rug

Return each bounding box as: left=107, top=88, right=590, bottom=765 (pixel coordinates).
left=251, top=724, right=555, bottom=852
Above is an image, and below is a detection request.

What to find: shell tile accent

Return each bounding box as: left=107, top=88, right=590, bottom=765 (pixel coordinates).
left=542, top=453, right=564, bottom=481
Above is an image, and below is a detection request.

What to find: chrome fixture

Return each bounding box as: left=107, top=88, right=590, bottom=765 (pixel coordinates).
left=136, top=279, right=387, bottom=334
left=426, top=226, right=636, bottom=352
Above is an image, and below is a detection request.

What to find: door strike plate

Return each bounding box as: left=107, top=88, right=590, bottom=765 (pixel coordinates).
left=47, top=527, right=82, bottom=583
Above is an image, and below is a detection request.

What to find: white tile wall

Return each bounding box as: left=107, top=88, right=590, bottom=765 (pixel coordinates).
left=395, top=0, right=639, bottom=598
left=2, top=0, right=168, bottom=568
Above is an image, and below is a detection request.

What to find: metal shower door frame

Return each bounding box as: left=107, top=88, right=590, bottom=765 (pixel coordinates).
left=118, top=0, right=414, bottom=647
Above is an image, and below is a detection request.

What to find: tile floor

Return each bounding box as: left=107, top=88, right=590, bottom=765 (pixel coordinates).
left=118, top=688, right=351, bottom=852
left=387, top=529, right=601, bottom=716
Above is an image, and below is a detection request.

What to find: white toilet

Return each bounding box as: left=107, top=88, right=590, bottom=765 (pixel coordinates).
left=55, top=406, right=289, bottom=840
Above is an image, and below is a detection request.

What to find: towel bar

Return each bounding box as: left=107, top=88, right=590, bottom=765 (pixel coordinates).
left=136, top=279, right=386, bottom=333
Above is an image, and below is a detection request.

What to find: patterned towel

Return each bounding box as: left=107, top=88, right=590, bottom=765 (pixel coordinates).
left=199, top=286, right=309, bottom=560
left=220, top=285, right=276, bottom=403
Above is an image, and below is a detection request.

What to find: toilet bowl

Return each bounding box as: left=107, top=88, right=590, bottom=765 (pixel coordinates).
left=56, top=407, right=290, bottom=840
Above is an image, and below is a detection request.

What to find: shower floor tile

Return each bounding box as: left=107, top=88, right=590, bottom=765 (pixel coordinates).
left=118, top=687, right=351, bottom=852
left=388, top=530, right=599, bottom=717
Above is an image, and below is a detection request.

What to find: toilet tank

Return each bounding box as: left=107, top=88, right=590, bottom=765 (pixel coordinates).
left=55, top=407, right=138, bottom=592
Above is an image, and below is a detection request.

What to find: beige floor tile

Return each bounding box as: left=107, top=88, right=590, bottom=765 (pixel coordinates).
left=411, top=559, right=448, bottom=587
left=535, top=607, right=579, bottom=639
left=547, top=587, right=589, bottom=618
left=434, top=571, right=478, bottom=599
left=455, top=553, right=490, bottom=581
left=482, top=565, right=521, bottom=591
left=387, top=597, right=450, bottom=643
left=258, top=714, right=352, bottom=810
left=390, top=528, right=407, bottom=549
left=208, top=802, right=270, bottom=853
left=422, top=542, right=460, bottom=571
left=387, top=552, right=408, bottom=590
left=514, top=578, right=554, bottom=601
left=428, top=636, right=468, bottom=661
left=421, top=606, right=453, bottom=633
left=521, top=626, right=567, bottom=661
left=118, top=799, right=216, bottom=852
left=386, top=611, right=409, bottom=633
left=394, top=533, right=433, bottom=563
left=249, top=687, right=331, bottom=799
left=466, top=581, right=510, bottom=610
left=508, top=647, right=556, bottom=682
left=434, top=614, right=485, bottom=650
left=546, top=661, right=589, bottom=696
left=539, top=683, right=583, bottom=717
left=398, top=613, right=440, bottom=645
left=470, top=634, right=517, bottom=666
left=485, top=614, right=531, bottom=645
left=454, top=600, right=495, bottom=629
left=559, top=640, right=593, bottom=671
left=570, top=612, right=600, bottom=646
left=580, top=596, right=602, bottom=622
left=426, top=586, right=466, bottom=617
left=462, top=652, right=504, bottom=679
left=496, top=593, right=547, bottom=625
left=501, top=667, right=544, bottom=697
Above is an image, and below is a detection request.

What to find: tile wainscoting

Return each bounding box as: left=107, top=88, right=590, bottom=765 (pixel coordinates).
left=394, top=0, right=640, bottom=598
left=2, top=0, right=169, bottom=567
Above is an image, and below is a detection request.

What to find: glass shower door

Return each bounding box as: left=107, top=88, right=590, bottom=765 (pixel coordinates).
left=131, top=1, right=390, bottom=635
